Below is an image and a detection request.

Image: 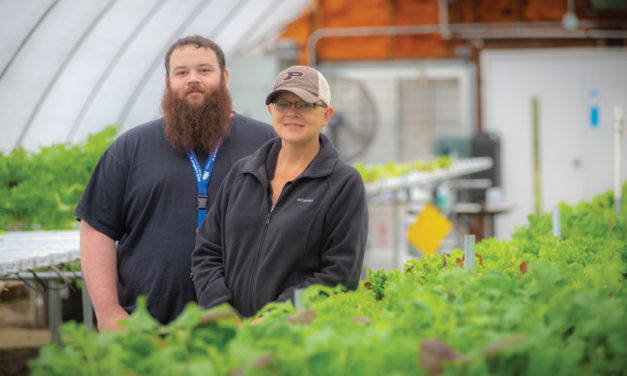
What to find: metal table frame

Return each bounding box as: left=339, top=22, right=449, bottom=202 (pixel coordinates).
left=2, top=271, right=93, bottom=344
left=0, top=230, right=93, bottom=344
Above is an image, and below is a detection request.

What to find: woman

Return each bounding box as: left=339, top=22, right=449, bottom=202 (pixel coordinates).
left=192, top=65, right=368, bottom=317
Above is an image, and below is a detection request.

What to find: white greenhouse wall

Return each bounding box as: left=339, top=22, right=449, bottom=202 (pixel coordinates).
left=481, top=47, right=627, bottom=240
left=319, top=60, right=476, bottom=164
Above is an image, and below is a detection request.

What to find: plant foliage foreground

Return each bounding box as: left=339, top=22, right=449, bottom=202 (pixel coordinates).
left=0, top=126, right=118, bottom=231
left=30, top=183, right=627, bottom=375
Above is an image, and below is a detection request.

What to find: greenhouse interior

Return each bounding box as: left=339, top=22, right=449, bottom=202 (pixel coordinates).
left=1, top=0, right=626, bottom=375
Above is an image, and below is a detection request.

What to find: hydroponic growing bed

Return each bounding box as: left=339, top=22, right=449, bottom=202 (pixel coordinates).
left=30, top=183, right=627, bottom=376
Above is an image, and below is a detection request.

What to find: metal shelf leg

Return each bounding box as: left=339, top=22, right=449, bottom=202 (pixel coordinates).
left=47, top=281, right=62, bottom=345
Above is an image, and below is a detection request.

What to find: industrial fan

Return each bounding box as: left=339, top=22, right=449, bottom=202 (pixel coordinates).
left=323, top=75, right=377, bottom=162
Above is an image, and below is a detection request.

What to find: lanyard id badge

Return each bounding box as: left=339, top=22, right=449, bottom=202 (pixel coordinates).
left=186, top=141, right=222, bottom=228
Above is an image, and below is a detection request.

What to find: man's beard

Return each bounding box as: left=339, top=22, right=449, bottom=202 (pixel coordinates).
left=162, top=80, right=232, bottom=154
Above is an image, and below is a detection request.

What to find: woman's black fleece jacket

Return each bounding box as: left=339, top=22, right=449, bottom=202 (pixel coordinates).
left=192, top=134, right=368, bottom=317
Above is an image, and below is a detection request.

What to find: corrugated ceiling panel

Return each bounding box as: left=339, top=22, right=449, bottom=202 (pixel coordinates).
left=1, top=0, right=111, bottom=151
left=0, top=0, right=311, bottom=152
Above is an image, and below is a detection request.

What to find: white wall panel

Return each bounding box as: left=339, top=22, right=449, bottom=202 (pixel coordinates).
left=319, top=60, right=475, bottom=163
left=481, top=48, right=627, bottom=239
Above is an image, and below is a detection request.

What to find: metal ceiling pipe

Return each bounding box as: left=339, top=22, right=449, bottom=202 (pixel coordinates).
left=306, top=21, right=627, bottom=65
left=448, top=26, right=627, bottom=39
left=438, top=0, right=451, bottom=40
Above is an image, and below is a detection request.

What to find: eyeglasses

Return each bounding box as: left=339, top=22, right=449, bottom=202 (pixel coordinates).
left=272, top=100, right=326, bottom=113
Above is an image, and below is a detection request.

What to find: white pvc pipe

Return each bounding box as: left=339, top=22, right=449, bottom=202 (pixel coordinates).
left=615, top=106, right=624, bottom=218
left=464, top=234, right=475, bottom=276
left=552, top=206, right=561, bottom=241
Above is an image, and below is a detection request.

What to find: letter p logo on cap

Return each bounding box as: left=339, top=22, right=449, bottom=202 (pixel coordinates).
left=284, top=71, right=303, bottom=81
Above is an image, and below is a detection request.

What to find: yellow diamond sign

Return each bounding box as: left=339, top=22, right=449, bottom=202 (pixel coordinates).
left=407, top=203, right=452, bottom=256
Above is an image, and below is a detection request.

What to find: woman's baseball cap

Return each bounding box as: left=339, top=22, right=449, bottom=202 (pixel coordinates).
left=265, top=65, right=331, bottom=106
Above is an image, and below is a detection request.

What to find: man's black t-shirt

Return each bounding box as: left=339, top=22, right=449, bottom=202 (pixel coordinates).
left=75, top=113, right=275, bottom=324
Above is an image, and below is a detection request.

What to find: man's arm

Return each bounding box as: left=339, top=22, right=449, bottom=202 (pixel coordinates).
left=79, top=220, right=129, bottom=331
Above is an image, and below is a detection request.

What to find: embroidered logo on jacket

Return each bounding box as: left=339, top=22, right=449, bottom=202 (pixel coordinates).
left=297, top=198, right=314, bottom=203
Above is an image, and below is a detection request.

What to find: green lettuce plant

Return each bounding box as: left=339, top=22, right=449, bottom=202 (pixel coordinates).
left=0, top=126, right=117, bottom=231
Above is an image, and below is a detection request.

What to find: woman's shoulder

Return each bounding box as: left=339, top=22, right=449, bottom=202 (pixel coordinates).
left=223, top=151, right=263, bottom=183
left=336, top=161, right=364, bottom=182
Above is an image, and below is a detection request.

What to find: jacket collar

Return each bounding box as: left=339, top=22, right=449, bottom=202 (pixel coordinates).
left=242, top=133, right=338, bottom=182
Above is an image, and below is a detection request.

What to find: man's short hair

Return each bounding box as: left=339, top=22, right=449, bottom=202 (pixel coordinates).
left=164, top=35, right=226, bottom=75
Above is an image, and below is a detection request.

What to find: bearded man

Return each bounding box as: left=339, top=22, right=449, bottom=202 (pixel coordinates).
left=75, top=36, right=275, bottom=330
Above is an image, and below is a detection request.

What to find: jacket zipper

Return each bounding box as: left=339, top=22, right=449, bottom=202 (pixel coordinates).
left=247, top=202, right=274, bottom=314
left=247, top=178, right=299, bottom=314
left=266, top=205, right=275, bottom=224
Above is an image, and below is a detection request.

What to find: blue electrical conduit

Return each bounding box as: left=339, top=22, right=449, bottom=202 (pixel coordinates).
left=14, top=0, right=118, bottom=150
left=66, top=0, right=169, bottom=143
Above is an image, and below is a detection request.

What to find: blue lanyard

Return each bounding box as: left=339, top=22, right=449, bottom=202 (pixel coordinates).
left=186, top=141, right=221, bottom=228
